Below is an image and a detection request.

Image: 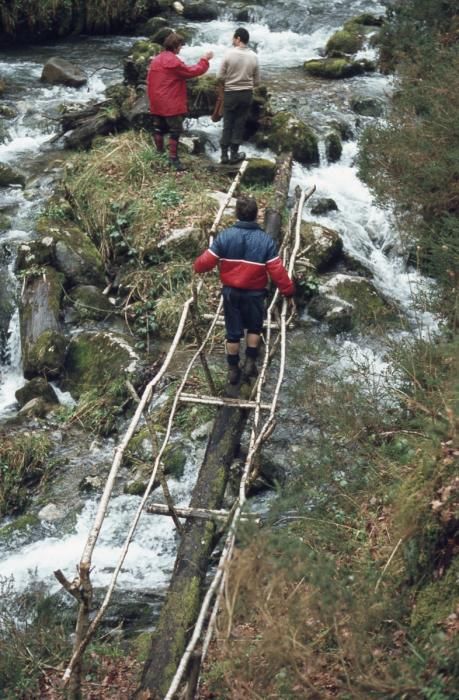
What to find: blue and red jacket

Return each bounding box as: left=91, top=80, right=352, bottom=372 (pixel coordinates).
left=194, top=221, right=295, bottom=296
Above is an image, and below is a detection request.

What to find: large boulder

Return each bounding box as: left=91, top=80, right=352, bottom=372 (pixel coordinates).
left=258, top=111, right=319, bottom=165
left=123, top=39, right=162, bottom=86
left=19, top=267, right=67, bottom=379
left=299, top=222, right=343, bottom=271
left=304, top=57, right=375, bottom=79
left=0, top=163, right=25, bottom=187
left=67, top=285, right=115, bottom=322
left=41, top=57, right=87, bottom=87
left=15, top=377, right=59, bottom=408
left=182, top=1, right=218, bottom=20
left=63, top=330, right=140, bottom=398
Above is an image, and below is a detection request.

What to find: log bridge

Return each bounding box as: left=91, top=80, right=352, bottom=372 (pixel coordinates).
left=55, top=155, right=315, bottom=699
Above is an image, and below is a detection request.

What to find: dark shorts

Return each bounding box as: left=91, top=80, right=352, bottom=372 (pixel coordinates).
left=222, top=286, right=266, bottom=341
left=151, top=115, right=184, bottom=136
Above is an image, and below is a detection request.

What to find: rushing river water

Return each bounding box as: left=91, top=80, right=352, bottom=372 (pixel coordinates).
left=0, top=0, right=438, bottom=604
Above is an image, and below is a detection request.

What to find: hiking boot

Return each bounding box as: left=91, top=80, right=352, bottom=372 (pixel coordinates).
left=227, top=365, right=241, bottom=385
left=220, top=147, right=229, bottom=164
left=242, top=357, right=258, bottom=380
left=229, top=147, right=246, bottom=164
left=169, top=157, right=186, bottom=172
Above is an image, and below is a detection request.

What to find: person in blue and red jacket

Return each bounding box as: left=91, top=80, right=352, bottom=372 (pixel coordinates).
left=147, top=33, right=213, bottom=171
left=194, top=196, right=295, bottom=384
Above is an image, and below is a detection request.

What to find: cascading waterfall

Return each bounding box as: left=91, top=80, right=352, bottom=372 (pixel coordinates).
left=0, top=0, right=437, bottom=602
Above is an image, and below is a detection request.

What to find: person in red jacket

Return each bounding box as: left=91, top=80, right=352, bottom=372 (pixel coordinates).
left=147, top=33, right=213, bottom=171
left=194, top=197, right=295, bottom=384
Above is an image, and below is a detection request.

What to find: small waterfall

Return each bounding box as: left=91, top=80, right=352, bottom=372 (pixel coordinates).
left=0, top=309, right=22, bottom=418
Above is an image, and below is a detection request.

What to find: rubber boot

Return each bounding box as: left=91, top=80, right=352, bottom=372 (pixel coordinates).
left=242, top=356, right=258, bottom=380
left=153, top=132, right=164, bottom=153
left=229, top=145, right=246, bottom=164
left=169, top=137, right=185, bottom=171
left=220, top=146, right=229, bottom=164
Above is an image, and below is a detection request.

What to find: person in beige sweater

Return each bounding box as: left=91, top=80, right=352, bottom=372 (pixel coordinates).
left=218, top=27, right=260, bottom=164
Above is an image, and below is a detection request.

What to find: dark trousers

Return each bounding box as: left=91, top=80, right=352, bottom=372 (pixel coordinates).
left=221, top=90, right=252, bottom=148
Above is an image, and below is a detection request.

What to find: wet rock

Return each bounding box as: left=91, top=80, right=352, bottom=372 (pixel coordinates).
left=24, top=328, right=68, bottom=380
left=259, top=111, right=319, bottom=165
left=304, top=57, right=375, bottom=79
left=325, top=131, right=342, bottom=162
left=79, top=474, right=104, bottom=493
left=182, top=1, right=218, bottom=20
left=319, top=274, right=399, bottom=328
left=123, top=39, right=162, bottom=85
left=0, top=264, right=14, bottom=362
left=151, top=26, right=174, bottom=45
left=15, top=237, right=55, bottom=271
left=310, top=198, right=338, bottom=216
left=41, top=57, right=87, bottom=88
left=15, top=377, right=59, bottom=407
left=68, top=285, right=115, bottom=322
left=350, top=96, right=385, bottom=118
left=0, top=163, right=25, bottom=187
left=191, top=420, right=213, bottom=441
left=52, top=223, right=105, bottom=286
left=308, top=294, right=353, bottom=334
left=38, top=503, right=64, bottom=521
left=63, top=330, right=140, bottom=398
left=326, top=26, right=364, bottom=56
left=299, top=221, right=343, bottom=271
left=158, top=225, right=203, bottom=257
left=0, top=78, right=6, bottom=96
left=17, top=397, right=48, bottom=418
left=0, top=104, right=17, bottom=118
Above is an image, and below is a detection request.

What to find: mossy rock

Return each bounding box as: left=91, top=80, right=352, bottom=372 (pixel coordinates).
left=187, top=75, right=220, bottom=118
left=143, top=16, right=169, bottom=36
left=68, top=285, right=115, bottom=321
left=15, top=377, right=59, bottom=407
left=124, top=40, right=162, bottom=85
left=63, top=330, right=139, bottom=398
left=325, top=131, right=342, bottom=162
left=325, top=28, right=364, bottom=56
left=151, top=27, right=174, bottom=45
left=261, top=111, right=319, bottom=165
left=0, top=163, right=25, bottom=187
left=308, top=293, right=353, bottom=334
left=124, top=480, right=147, bottom=496
left=182, top=1, right=219, bottom=21
left=0, top=513, right=40, bottom=541
left=24, top=328, right=67, bottom=380
left=0, top=104, right=17, bottom=118
left=350, top=96, right=385, bottom=117
left=15, top=237, right=55, bottom=271
left=299, top=221, right=343, bottom=271
left=163, top=444, right=187, bottom=479
left=303, top=58, right=375, bottom=79
left=310, top=198, right=338, bottom=216
left=320, top=274, right=399, bottom=328
left=35, top=221, right=105, bottom=287
left=244, top=158, right=276, bottom=185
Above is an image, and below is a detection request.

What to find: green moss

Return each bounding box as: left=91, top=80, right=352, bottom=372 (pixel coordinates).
left=411, top=558, right=459, bottom=636
left=329, top=277, right=399, bottom=328
left=263, top=111, right=319, bottom=165
left=244, top=158, right=276, bottom=185
left=326, top=28, right=363, bottom=55
left=0, top=513, right=40, bottom=540
left=131, top=631, right=152, bottom=663
left=304, top=58, right=374, bottom=79
left=25, top=329, right=67, bottom=379
left=163, top=444, right=187, bottom=479
left=0, top=432, right=52, bottom=516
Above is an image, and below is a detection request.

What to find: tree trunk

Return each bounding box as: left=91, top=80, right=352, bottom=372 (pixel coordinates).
left=263, top=152, right=293, bottom=242
left=136, top=402, right=248, bottom=698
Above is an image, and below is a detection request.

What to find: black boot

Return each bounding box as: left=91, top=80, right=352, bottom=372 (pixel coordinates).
left=242, top=356, right=258, bottom=380
left=220, top=147, right=229, bottom=164
left=229, top=146, right=246, bottom=164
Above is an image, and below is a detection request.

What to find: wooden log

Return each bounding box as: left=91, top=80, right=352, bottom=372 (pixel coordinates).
left=179, top=393, right=272, bottom=410
left=145, top=503, right=259, bottom=524
left=263, top=152, right=293, bottom=242
left=136, top=401, right=248, bottom=698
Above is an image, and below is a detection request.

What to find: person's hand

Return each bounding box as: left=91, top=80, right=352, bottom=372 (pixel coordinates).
left=203, top=51, right=214, bottom=61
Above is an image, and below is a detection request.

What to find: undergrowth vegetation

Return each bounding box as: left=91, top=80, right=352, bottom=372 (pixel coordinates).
left=199, top=2, right=459, bottom=697
left=0, top=431, right=52, bottom=516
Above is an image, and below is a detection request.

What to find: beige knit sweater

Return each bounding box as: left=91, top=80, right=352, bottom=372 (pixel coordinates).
left=218, top=46, right=260, bottom=91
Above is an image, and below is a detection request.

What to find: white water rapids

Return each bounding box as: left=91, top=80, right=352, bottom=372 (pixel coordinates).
left=0, top=0, right=439, bottom=598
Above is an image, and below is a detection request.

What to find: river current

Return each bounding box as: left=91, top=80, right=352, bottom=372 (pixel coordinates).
left=0, top=0, right=438, bottom=604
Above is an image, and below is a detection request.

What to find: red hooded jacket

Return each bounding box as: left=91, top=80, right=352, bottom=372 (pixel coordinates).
left=147, top=51, right=210, bottom=117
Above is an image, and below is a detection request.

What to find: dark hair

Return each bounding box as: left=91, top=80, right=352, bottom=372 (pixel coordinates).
left=234, top=27, right=249, bottom=44
left=236, top=196, right=258, bottom=222
left=163, top=32, right=184, bottom=52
